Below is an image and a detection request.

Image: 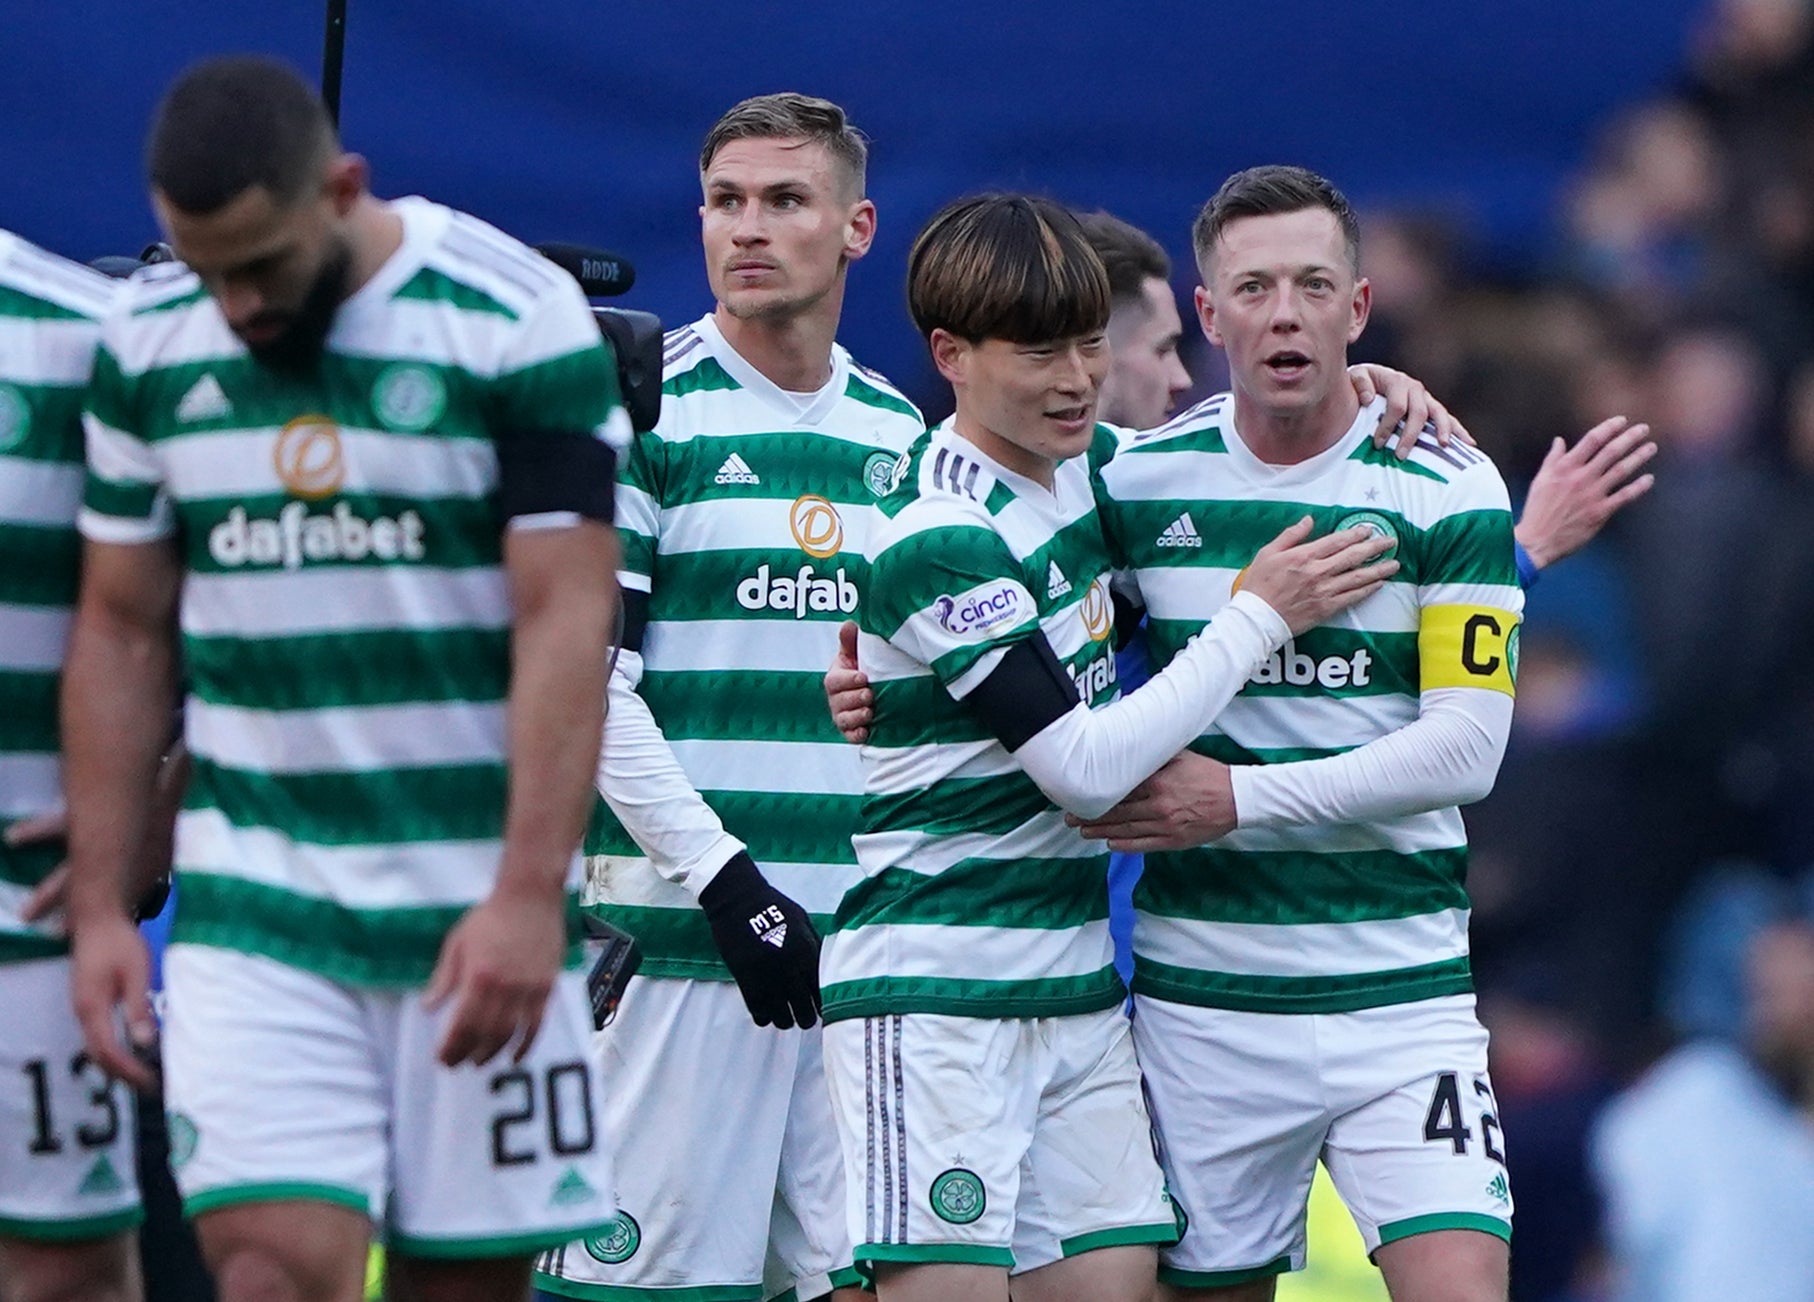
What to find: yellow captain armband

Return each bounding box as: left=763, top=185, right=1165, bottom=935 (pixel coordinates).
left=1419, top=604, right=1520, bottom=695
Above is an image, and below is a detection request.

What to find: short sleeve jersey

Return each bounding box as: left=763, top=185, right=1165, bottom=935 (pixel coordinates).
left=79, top=198, right=628, bottom=988
left=583, top=313, right=924, bottom=979
left=0, top=231, right=112, bottom=962
left=1096, top=393, right=1523, bottom=1014
left=819, top=419, right=1126, bottom=1022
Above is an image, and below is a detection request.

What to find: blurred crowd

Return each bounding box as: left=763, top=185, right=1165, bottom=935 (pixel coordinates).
left=1303, top=0, right=1814, bottom=1297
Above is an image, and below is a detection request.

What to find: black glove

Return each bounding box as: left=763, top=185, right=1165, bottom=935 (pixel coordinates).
left=698, top=852, right=822, bottom=1029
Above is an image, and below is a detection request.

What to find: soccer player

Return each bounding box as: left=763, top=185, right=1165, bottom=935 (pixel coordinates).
left=1079, top=209, right=1466, bottom=446
left=61, top=56, right=624, bottom=1302
left=818, top=194, right=1393, bottom=1302
left=1073, top=209, right=1489, bottom=990
left=0, top=229, right=144, bottom=1302
left=533, top=95, right=922, bottom=1302
left=1085, top=166, right=1526, bottom=1301
left=1078, top=211, right=1193, bottom=432
left=824, top=191, right=1657, bottom=1302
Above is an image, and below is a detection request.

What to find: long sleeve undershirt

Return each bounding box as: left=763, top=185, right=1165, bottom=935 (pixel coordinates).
left=1230, top=686, right=1514, bottom=828
left=591, top=646, right=742, bottom=898
left=1008, top=590, right=1291, bottom=820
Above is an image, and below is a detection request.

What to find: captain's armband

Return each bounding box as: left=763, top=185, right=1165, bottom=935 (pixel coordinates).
left=1418, top=604, right=1519, bottom=696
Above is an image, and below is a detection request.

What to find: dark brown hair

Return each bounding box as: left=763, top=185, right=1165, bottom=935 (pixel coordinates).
left=1076, top=210, right=1171, bottom=310
left=908, top=194, right=1110, bottom=344
left=1192, top=165, right=1361, bottom=278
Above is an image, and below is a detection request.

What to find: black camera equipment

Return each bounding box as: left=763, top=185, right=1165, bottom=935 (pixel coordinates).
left=534, top=242, right=663, bottom=434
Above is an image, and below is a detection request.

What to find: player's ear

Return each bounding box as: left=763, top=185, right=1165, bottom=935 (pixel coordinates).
left=1348, top=277, right=1372, bottom=344
left=322, top=154, right=366, bottom=218
left=844, top=199, right=877, bottom=262
left=1194, top=285, right=1222, bottom=347
left=929, top=328, right=970, bottom=387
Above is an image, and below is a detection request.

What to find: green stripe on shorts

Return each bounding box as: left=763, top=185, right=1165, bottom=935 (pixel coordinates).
left=857, top=1241, right=1015, bottom=1269
left=1375, top=1211, right=1511, bottom=1248
left=390, top=1216, right=623, bottom=1261
left=1060, top=1220, right=1180, bottom=1257
left=184, top=1181, right=370, bottom=1219
left=534, top=1279, right=761, bottom=1302
left=0, top=1206, right=143, bottom=1242
left=1158, top=1253, right=1292, bottom=1287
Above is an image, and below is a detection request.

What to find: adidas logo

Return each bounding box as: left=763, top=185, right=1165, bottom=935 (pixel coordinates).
left=1486, top=1172, right=1510, bottom=1206
left=176, top=373, right=232, bottom=422
left=760, top=924, right=788, bottom=949
left=714, top=453, right=760, bottom=485
left=79, top=1154, right=124, bottom=1197
left=1046, top=561, right=1072, bottom=599
left=549, top=1166, right=600, bottom=1208
left=1156, top=513, right=1203, bottom=549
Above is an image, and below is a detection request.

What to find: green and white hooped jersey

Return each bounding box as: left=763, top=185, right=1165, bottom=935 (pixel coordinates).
left=0, top=231, right=112, bottom=963
left=820, top=420, right=1126, bottom=1022
left=1098, top=394, right=1522, bottom=1015
left=584, top=313, right=923, bottom=979
left=79, top=198, right=628, bottom=988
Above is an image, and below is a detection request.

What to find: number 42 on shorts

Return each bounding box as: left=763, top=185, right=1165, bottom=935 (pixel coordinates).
left=1420, top=1071, right=1504, bottom=1164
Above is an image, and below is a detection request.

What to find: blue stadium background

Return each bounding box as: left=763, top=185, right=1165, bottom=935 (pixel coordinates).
left=23, top=8, right=1814, bottom=1299
left=7, top=0, right=1696, bottom=393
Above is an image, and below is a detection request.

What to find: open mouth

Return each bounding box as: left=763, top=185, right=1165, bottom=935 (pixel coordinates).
left=1264, top=350, right=1312, bottom=379
left=1045, top=403, right=1092, bottom=430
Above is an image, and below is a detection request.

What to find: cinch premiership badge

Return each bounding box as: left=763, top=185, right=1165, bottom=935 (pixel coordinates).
left=0, top=384, right=30, bottom=451
left=371, top=362, right=446, bottom=433
left=934, top=581, right=1028, bottom=638
left=1333, top=509, right=1399, bottom=562
left=583, top=1211, right=641, bottom=1264
left=929, top=1168, right=986, bottom=1225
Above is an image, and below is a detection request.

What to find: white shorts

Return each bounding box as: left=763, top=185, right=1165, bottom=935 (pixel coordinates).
left=1133, top=993, right=1513, bottom=1288
left=0, top=957, right=142, bottom=1241
left=533, top=977, right=856, bottom=1302
left=161, top=944, right=615, bottom=1259
left=822, top=1008, right=1176, bottom=1274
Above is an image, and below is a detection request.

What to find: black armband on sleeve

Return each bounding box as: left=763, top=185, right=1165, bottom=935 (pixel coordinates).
left=494, top=430, right=618, bottom=524
left=619, top=587, right=649, bottom=654
left=963, top=635, right=1081, bottom=752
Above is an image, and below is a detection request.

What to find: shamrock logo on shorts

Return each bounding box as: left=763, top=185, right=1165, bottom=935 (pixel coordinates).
left=165, top=1113, right=199, bottom=1170
left=929, top=1168, right=986, bottom=1225
left=583, top=1211, right=641, bottom=1264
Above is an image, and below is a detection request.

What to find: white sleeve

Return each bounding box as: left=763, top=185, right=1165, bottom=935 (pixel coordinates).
left=1012, top=590, right=1289, bottom=819
left=1229, top=686, right=1513, bottom=829
left=593, top=647, right=745, bottom=898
